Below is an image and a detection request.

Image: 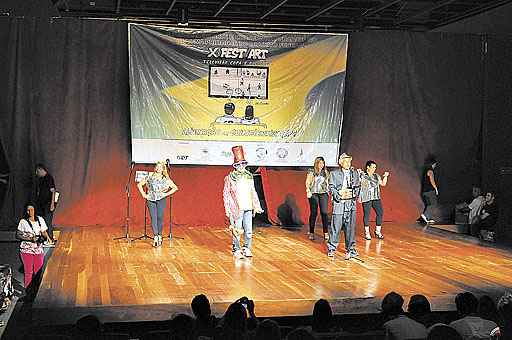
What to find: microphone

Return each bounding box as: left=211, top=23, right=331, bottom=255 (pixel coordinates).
left=166, top=159, right=171, bottom=167
left=130, top=161, right=135, bottom=169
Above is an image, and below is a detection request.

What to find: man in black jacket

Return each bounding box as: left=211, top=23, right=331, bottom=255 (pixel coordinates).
left=35, top=164, right=56, bottom=243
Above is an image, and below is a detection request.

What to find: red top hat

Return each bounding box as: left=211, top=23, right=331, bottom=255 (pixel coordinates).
left=232, top=146, right=248, bottom=166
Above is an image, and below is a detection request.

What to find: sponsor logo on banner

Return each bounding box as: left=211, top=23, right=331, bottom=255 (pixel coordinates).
left=276, top=148, right=288, bottom=160
left=256, top=147, right=268, bottom=161
left=177, top=155, right=189, bottom=161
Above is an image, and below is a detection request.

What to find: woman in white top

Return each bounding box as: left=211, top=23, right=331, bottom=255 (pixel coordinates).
left=137, top=161, right=178, bottom=247
left=16, top=203, right=53, bottom=289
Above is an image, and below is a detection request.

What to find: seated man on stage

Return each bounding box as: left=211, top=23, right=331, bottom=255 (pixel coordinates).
left=328, top=153, right=361, bottom=260
left=223, top=146, right=264, bottom=259
left=455, top=186, right=484, bottom=225
left=470, top=191, right=499, bottom=242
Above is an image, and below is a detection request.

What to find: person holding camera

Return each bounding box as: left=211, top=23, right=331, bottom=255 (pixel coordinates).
left=16, top=203, right=53, bottom=290
left=214, top=296, right=258, bottom=340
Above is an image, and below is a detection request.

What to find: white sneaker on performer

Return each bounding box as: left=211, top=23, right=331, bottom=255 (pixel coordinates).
left=324, top=233, right=329, bottom=241
left=308, top=233, right=315, bottom=240
left=233, top=250, right=244, bottom=260
left=242, top=248, right=253, bottom=257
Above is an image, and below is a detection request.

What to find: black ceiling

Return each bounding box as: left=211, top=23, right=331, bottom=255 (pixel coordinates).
left=52, top=0, right=512, bottom=32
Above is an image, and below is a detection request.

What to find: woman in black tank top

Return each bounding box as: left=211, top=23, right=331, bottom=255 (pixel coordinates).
left=419, top=159, right=439, bottom=224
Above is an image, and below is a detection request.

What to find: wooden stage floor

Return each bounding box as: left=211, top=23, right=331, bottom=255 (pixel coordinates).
left=32, top=223, right=512, bottom=325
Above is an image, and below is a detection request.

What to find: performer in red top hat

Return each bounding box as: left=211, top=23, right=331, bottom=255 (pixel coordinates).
left=223, top=146, right=264, bottom=259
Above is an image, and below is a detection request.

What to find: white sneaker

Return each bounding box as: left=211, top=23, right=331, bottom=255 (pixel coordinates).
left=324, top=233, right=329, bottom=241
left=233, top=250, right=244, bottom=259
left=308, top=233, right=315, bottom=240
left=242, top=248, right=253, bottom=257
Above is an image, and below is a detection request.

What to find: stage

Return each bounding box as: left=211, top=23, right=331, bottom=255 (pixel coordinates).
left=32, top=223, right=512, bottom=325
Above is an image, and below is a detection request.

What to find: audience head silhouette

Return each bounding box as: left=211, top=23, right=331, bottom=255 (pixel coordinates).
left=455, top=292, right=479, bottom=317
left=75, top=314, right=102, bottom=335
left=191, top=293, right=211, bottom=320
left=478, top=295, right=498, bottom=322
left=312, top=298, right=334, bottom=332
left=286, top=328, right=317, bottom=340
left=170, top=313, right=194, bottom=339
left=427, top=324, right=463, bottom=340
left=255, top=319, right=281, bottom=340
left=224, top=302, right=247, bottom=332
left=382, top=291, right=404, bottom=316
left=408, top=294, right=431, bottom=315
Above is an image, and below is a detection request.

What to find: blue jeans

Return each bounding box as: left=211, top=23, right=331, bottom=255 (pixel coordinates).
left=230, top=210, right=253, bottom=252
left=328, top=209, right=357, bottom=254
left=147, top=198, right=166, bottom=236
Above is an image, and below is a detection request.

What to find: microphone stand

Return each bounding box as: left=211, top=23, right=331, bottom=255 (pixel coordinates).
left=114, top=162, right=135, bottom=242
left=132, top=198, right=153, bottom=242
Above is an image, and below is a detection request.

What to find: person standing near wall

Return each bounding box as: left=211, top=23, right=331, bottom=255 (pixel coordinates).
left=419, top=158, right=439, bottom=224
left=305, top=157, right=330, bottom=241
left=35, top=164, right=56, bottom=244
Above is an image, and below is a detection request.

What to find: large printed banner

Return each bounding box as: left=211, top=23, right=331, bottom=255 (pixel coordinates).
left=129, top=24, right=348, bottom=166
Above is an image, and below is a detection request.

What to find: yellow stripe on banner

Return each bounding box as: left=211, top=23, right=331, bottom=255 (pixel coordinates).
left=162, top=36, right=347, bottom=141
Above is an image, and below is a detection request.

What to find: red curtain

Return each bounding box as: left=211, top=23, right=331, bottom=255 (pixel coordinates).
left=56, top=165, right=232, bottom=228
left=260, top=166, right=420, bottom=227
